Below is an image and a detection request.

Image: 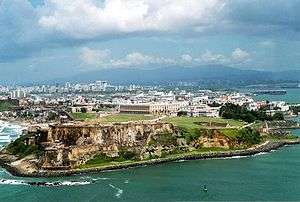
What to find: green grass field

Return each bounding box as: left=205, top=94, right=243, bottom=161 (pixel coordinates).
left=72, top=113, right=157, bottom=123
left=98, top=114, right=156, bottom=123
left=78, top=152, right=137, bottom=169
left=162, top=116, right=245, bottom=143
left=219, top=128, right=240, bottom=139
left=71, top=112, right=97, bottom=121
left=163, top=116, right=245, bottom=130
left=0, top=102, right=15, bottom=112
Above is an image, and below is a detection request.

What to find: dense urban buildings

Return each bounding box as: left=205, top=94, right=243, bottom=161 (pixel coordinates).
left=0, top=80, right=295, bottom=124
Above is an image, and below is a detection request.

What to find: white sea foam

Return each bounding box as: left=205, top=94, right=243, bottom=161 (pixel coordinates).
left=60, top=181, right=91, bottom=186
left=217, top=155, right=248, bottom=160
left=252, top=152, right=268, bottom=156
left=0, top=121, right=25, bottom=146
left=109, top=184, right=123, bottom=198
left=0, top=178, right=93, bottom=187
left=176, top=159, right=186, bottom=162
left=95, top=177, right=110, bottom=180
left=0, top=179, right=27, bottom=186
left=80, top=176, right=110, bottom=181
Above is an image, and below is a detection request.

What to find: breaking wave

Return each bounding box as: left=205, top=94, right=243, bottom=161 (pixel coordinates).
left=0, top=178, right=96, bottom=187
left=0, top=121, right=25, bottom=146
left=0, top=179, right=27, bottom=185
left=109, top=184, right=123, bottom=198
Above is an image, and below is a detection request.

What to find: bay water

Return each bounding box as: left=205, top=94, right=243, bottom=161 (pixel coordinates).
left=1, top=120, right=300, bottom=201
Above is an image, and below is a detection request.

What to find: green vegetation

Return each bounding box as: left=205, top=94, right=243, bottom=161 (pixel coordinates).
left=164, top=116, right=244, bottom=129
left=159, top=146, right=233, bottom=158
left=0, top=100, right=17, bottom=112
left=291, top=105, right=300, bottom=115
left=194, top=147, right=231, bottom=152
left=221, top=127, right=261, bottom=146
left=72, top=113, right=157, bottom=122
left=6, top=135, right=43, bottom=158
left=263, top=133, right=297, bottom=141
left=220, top=128, right=240, bottom=139
left=71, top=112, right=97, bottom=120
left=178, top=127, right=202, bottom=143
left=220, top=103, right=284, bottom=123
left=149, top=131, right=177, bottom=146
left=97, top=114, right=156, bottom=123
left=79, top=150, right=137, bottom=169
left=164, top=116, right=245, bottom=143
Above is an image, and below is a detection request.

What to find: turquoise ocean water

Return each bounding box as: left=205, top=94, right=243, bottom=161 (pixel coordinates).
left=0, top=120, right=300, bottom=201
left=253, top=88, right=300, bottom=104
left=0, top=140, right=300, bottom=201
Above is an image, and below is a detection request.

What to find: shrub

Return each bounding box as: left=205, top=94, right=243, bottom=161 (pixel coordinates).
left=6, top=135, right=43, bottom=158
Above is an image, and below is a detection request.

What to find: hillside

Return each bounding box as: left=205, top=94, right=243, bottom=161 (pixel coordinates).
left=64, top=65, right=300, bottom=86
left=1, top=65, right=300, bottom=87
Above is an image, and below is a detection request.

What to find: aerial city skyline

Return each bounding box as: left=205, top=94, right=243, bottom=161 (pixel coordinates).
left=1, top=1, right=300, bottom=202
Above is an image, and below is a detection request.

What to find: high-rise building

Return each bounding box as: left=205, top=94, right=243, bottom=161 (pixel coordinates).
left=10, top=89, right=26, bottom=99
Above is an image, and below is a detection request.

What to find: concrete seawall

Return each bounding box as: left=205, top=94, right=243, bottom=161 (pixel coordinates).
left=2, top=139, right=299, bottom=177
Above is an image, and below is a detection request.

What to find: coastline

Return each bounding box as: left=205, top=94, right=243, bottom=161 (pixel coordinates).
left=1, top=139, right=299, bottom=177
left=0, top=118, right=30, bottom=129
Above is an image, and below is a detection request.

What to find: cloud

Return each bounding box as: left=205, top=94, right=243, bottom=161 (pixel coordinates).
left=231, top=48, right=250, bottom=63
left=181, top=54, right=193, bottom=63
left=197, top=50, right=228, bottom=64
left=0, top=0, right=39, bottom=61
left=80, top=47, right=251, bottom=68
left=112, top=52, right=175, bottom=67
left=259, top=40, right=275, bottom=47
left=80, top=49, right=175, bottom=68
left=180, top=49, right=251, bottom=66
left=224, top=0, right=300, bottom=35
left=80, top=47, right=111, bottom=65
left=38, top=0, right=225, bottom=39
left=36, top=0, right=300, bottom=40
left=2, top=0, right=300, bottom=64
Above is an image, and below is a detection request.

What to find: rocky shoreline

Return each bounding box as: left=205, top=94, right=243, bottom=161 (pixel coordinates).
left=1, top=139, right=299, bottom=177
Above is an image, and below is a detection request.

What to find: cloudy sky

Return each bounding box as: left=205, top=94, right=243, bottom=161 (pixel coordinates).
left=1, top=0, right=300, bottom=81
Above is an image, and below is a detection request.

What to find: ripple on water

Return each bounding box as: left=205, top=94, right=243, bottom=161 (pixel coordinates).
left=109, top=184, right=124, bottom=198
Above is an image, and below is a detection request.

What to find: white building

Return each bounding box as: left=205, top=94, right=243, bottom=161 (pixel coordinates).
left=10, top=89, right=26, bottom=99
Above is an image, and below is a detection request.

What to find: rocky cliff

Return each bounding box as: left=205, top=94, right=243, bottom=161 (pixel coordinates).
left=1, top=121, right=248, bottom=174
left=34, top=122, right=179, bottom=170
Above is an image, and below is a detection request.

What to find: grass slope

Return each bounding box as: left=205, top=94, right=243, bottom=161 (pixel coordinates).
left=72, top=113, right=157, bottom=123
left=163, top=116, right=244, bottom=130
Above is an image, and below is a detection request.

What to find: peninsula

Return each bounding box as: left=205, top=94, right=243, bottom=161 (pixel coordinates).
left=0, top=114, right=299, bottom=177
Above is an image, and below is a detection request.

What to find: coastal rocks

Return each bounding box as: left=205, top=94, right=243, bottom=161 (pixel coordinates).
left=39, top=122, right=178, bottom=169
left=192, top=130, right=231, bottom=149
left=139, top=129, right=183, bottom=159
left=9, top=155, right=39, bottom=175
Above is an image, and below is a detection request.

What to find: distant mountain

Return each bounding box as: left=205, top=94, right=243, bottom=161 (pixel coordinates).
left=60, top=65, right=300, bottom=87
left=1, top=65, right=299, bottom=87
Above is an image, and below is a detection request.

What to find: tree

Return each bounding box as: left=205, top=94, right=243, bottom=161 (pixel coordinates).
left=219, top=103, right=280, bottom=123
left=81, top=108, right=87, bottom=113
left=272, top=112, right=284, bottom=120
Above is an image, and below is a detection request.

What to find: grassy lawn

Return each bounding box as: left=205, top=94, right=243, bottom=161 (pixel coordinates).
left=78, top=153, right=136, bottom=169
left=91, top=114, right=156, bottom=123
left=162, top=116, right=246, bottom=143
left=71, top=112, right=97, bottom=121
left=163, top=116, right=245, bottom=130
left=219, top=128, right=240, bottom=139
left=72, top=113, right=157, bottom=123
left=78, top=147, right=236, bottom=170
left=169, top=147, right=234, bottom=157
left=0, top=102, right=15, bottom=112
left=79, top=159, right=135, bottom=169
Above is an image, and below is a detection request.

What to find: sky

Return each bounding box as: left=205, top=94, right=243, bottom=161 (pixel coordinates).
left=1, top=0, right=300, bottom=82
